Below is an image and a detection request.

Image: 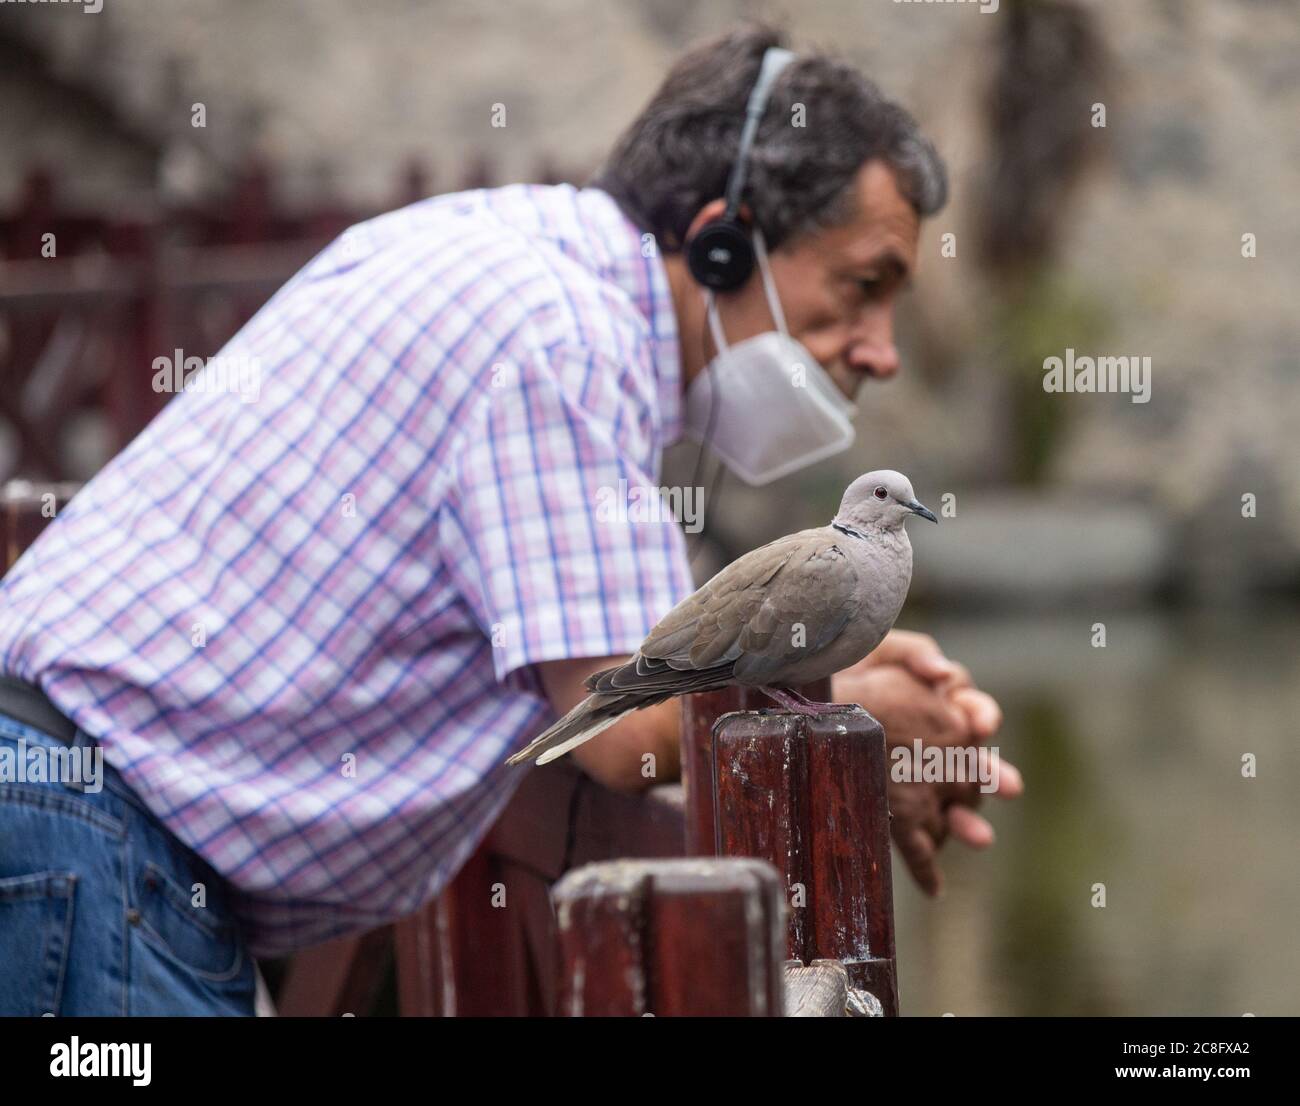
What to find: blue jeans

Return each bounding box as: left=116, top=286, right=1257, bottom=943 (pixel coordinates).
left=0, top=711, right=255, bottom=1015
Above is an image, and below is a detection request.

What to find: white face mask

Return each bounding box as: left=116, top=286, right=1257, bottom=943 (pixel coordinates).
left=682, top=229, right=858, bottom=486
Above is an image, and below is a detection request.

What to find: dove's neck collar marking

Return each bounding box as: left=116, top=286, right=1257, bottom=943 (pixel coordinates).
left=832, top=519, right=868, bottom=541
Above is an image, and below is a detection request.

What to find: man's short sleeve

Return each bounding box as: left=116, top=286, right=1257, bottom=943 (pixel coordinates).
left=443, top=343, right=695, bottom=690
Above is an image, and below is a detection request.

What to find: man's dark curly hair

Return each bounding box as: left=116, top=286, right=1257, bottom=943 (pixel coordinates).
left=589, top=22, right=948, bottom=253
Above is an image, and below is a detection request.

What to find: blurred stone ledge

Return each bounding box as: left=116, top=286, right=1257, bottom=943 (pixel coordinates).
left=908, top=491, right=1298, bottom=607
left=908, top=493, right=1171, bottom=607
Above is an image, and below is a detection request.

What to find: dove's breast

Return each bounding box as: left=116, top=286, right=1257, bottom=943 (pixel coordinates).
left=828, top=528, right=913, bottom=667
left=771, top=526, right=914, bottom=685
left=853, top=527, right=913, bottom=641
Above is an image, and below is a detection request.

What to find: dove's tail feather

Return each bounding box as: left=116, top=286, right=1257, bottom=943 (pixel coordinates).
left=506, top=652, right=741, bottom=767
left=505, top=693, right=645, bottom=767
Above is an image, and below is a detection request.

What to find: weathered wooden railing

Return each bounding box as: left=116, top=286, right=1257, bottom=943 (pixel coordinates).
left=684, top=687, right=898, bottom=1014
left=2, top=481, right=899, bottom=1017
left=279, top=684, right=898, bottom=1017
left=553, top=857, right=859, bottom=1017
left=554, top=857, right=787, bottom=1016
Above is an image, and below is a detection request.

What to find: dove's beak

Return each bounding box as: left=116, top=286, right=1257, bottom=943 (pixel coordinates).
left=906, top=500, right=938, bottom=523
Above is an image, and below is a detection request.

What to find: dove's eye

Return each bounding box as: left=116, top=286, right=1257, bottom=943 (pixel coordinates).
left=873, top=486, right=888, bottom=500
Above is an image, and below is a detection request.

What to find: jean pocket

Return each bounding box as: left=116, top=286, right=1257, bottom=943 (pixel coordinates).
left=135, top=860, right=243, bottom=982
left=0, top=871, right=77, bottom=1016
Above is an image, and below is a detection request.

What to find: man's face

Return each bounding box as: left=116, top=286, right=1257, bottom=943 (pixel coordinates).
left=725, top=159, right=921, bottom=400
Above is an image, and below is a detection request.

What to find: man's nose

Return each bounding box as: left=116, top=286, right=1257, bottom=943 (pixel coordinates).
left=845, top=312, right=900, bottom=380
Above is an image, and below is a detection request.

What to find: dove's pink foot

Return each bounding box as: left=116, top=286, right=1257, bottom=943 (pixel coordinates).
left=758, top=686, right=844, bottom=716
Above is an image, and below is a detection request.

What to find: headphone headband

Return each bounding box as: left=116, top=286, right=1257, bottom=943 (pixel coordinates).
left=723, top=47, right=796, bottom=218
left=687, top=46, right=796, bottom=291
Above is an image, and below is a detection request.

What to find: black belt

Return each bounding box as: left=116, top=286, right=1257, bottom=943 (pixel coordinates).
left=0, top=675, right=79, bottom=745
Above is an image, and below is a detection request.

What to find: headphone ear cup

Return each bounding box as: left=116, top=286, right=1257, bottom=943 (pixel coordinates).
left=686, top=219, right=756, bottom=291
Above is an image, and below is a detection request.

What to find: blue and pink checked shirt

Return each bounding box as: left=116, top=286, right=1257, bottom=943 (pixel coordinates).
left=0, top=184, right=695, bottom=956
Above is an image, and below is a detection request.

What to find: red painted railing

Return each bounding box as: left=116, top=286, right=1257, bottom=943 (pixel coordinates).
left=0, top=157, right=571, bottom=481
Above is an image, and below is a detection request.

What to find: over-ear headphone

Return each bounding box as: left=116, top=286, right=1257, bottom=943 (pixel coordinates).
left=686, top=46, right=795, bottom=292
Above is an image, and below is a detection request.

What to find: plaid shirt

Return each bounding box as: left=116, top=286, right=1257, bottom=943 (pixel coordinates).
left=0, top=184, right=693, bottom=957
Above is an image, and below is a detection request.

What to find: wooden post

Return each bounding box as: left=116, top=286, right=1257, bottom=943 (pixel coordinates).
left=680, top=678, right=831, bottom=856
left=709, top=705, right=899, bottom=1016
left=554, top=858, right=786, bottom=1017
left=393, top=844, right=538, bottom=1017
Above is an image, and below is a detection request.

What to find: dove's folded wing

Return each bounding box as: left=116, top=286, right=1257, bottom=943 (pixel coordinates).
left=586, top=530, right=860, bottom=696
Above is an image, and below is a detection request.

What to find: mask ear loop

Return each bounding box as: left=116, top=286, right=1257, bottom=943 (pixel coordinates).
left=686, top=231, right=782, bottom=569
left=750, top=228, right=790, bottom=337
left=686, top=290, right=728, bottom=570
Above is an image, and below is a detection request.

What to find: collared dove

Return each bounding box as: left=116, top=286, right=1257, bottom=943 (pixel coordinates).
left=506, top=469, right=937, bottom=767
